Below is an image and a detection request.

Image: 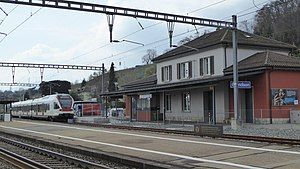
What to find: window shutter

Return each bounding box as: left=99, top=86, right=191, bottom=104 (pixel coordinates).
left=188, top=61, right=192, bottom=78
left=210, top=56, right=214, bottom=75
left=161, top=67, right=164, bottom=82
left=169, top=65, right=172, bottom=81
left=177, top=63, right=181, bottom=79
left=200, top=58, right=203, bottom=76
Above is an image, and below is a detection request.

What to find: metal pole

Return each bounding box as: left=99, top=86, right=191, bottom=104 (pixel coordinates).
left=101, top=63, right=104, bottom=93
left=212, top=86, right=216, bottom=125
left=101, top=63, right=105, bottom=117
left=231, top=15, right=240, bottom=129
left=163, top=92, right=165, bottom=124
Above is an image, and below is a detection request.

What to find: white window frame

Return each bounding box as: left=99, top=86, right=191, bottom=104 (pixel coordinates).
left=200, top=56, right=214, bottom=76
left=162, top=65, right=172, bottom=82
left=165, top=94, right=171, bottom=112
left=180, top=62, right=190, bottom=79
left=182, top=92, right=191, bottom=112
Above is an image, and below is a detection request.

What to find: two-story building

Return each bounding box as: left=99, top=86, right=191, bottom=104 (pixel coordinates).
left=102, top=28, right=299, bottom=124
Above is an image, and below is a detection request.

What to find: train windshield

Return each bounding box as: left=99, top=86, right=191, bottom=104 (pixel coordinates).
left=57, top=95, right=73, bottom=109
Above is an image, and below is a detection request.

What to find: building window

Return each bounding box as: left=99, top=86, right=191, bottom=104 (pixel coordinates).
left=177, top=61, right=192, bottom=79
left=161, top=65, right=172, bottom=82
left=200, top=56, right=214, bottom=76
left=137, top=98, right=150, bottom=110
left=165, top=94, right=171, bottom=112
left=182, top=92, right=191, bottom=112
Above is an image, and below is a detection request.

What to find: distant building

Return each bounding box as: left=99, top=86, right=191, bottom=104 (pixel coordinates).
left=102, top=28, right=299, bottom=124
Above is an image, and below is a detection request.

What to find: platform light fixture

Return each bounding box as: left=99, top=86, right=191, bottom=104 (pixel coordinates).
left=113, top=39, right=144, bottom=46
left=171, top=44, right=199, bottom=51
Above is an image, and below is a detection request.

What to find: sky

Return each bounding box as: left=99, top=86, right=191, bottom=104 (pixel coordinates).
left=0, top=0, right=271, bottom=91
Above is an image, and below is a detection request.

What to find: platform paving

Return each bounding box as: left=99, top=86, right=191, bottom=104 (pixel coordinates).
left=1, top=120, right=300, bottom=168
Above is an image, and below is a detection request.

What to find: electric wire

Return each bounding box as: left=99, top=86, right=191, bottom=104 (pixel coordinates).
left=8, top=0, right=274, bottom=83
left=0, top=5, right=19, bottom=26
left=43, top=0, right=271, bottom=81
left=0, top=6, right=43, bottom=43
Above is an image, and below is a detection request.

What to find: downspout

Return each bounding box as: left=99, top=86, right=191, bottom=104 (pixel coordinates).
left=213, top=85, right=216, bottom=125
left=268, top=69, right=273, bottom=124
left=224, top=45, right=227, bottom=69
left=163, top=91, right=166, bottom=124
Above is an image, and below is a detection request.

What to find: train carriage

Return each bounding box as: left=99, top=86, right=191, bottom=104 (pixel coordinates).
left=11, top=94, right=74, bottom=121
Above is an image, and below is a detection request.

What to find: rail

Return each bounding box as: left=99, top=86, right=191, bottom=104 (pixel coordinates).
left=0, top=136, right=112, bottom=169
left=0, top=148, right=44, bottom=169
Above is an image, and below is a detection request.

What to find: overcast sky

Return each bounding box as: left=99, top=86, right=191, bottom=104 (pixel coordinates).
left=0, top=0, right=270, bottom=91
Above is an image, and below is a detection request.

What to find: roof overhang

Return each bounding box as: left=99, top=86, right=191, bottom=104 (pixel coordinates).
left=101, top=70, right=264, bottom=97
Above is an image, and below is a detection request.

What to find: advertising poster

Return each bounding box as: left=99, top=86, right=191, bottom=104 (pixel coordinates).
left=271, top=89, right=298, bottom=106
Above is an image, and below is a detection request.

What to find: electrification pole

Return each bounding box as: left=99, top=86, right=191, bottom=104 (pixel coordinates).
left=231, top=15, right=240, bottom=129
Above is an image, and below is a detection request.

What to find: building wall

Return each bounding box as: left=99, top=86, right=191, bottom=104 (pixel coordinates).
left=156, top=48, right=225, bottom=84
left=124, top=96, right=131, bottom=118
left=156, top=47, right=290, bottom=85
left=270, top=70, right=300, bottom=123
left=163, top=83, right=227, bottom=123
left=229, top=70, right=300, bottom=124
left=136, top=110, right=151, bottom=121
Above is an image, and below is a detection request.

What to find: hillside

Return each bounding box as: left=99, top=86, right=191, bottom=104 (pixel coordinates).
left=71, top=64, right=156, bottom=100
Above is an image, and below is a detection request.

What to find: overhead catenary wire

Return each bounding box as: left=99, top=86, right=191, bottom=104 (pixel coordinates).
left=43, top=0, right=270, bottom=81
left=57, top=0, right=230, bottom=64
left=0, top=6, right=43, bottom=43
left=0, top=5, right=19, bottom=26
left=6, top=1, right=274, bottom=83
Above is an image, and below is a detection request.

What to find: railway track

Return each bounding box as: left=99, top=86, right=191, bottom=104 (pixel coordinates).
left=0, top=147, right=48, bottom=169
left=0, top=131, right=175, bottom=169
left=0, top=136, right=112, bottom=169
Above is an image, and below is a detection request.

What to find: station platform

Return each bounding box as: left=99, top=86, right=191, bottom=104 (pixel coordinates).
left=1, top=119, right=300, bottom=169
left=74, top=116, right=300, bottom=140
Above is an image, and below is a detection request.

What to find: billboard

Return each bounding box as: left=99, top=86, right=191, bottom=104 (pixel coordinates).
left=271, top=89, right=298, bottom=106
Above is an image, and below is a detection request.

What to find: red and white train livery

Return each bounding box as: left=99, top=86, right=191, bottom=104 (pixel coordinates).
left=11, top=94, right=74, bottom=121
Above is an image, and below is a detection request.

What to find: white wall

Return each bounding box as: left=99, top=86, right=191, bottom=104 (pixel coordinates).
left=156, top=48, right=224, bottom=84
left=157, top=47, right=291, bottom=85
left=162, top=83, right=227, bottom=123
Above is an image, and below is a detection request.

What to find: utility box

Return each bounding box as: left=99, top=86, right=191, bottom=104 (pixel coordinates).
left=194, top=124, right=223, bottom=137
left=290, top=110, right=300, bottom=124
left=3, top=114, right=11, bottom=122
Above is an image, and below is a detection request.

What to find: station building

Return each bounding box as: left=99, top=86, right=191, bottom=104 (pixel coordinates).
left=102, top=28, right=300, bottom=124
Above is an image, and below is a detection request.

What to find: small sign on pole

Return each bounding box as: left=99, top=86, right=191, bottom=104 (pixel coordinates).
left=230, top=81, right=251, bottom=89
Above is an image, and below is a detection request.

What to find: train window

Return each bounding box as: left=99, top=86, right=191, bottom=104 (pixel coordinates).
left=54, top=103, right=60, bottom=109
left=58, top=96, right=72, bottom=109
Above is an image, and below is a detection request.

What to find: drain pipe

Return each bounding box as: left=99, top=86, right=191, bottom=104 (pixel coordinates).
left=268, top=69, right=273, bottom=124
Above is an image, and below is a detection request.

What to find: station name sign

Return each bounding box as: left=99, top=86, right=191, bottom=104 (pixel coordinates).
left=230, top=81, right=252, bottom=89
left=139, top=94, right=152, bottom=99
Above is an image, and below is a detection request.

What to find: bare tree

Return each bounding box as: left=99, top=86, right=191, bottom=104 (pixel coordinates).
left=142, top=49, right=157, bottom=64
left=239, top=20, right=254, bottom=33
left=253, top=0, right=300, bottom=47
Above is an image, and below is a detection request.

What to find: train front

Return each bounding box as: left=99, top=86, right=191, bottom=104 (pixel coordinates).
left=56, top=94, right=74, bottom=120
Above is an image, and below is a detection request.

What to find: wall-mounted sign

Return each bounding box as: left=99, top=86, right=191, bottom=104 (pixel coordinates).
left=271, top=89, right=298, bottom=106
left=230, top=81, right=252, bottom=89
left=139, top=94, right=152, bottom=99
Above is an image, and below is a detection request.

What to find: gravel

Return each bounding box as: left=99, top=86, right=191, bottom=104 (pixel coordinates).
left=108, top=120, right=300, bottom=139
left=223, top=124, right=300, bottom=140
left=0, top=161, right=17, bottom=169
